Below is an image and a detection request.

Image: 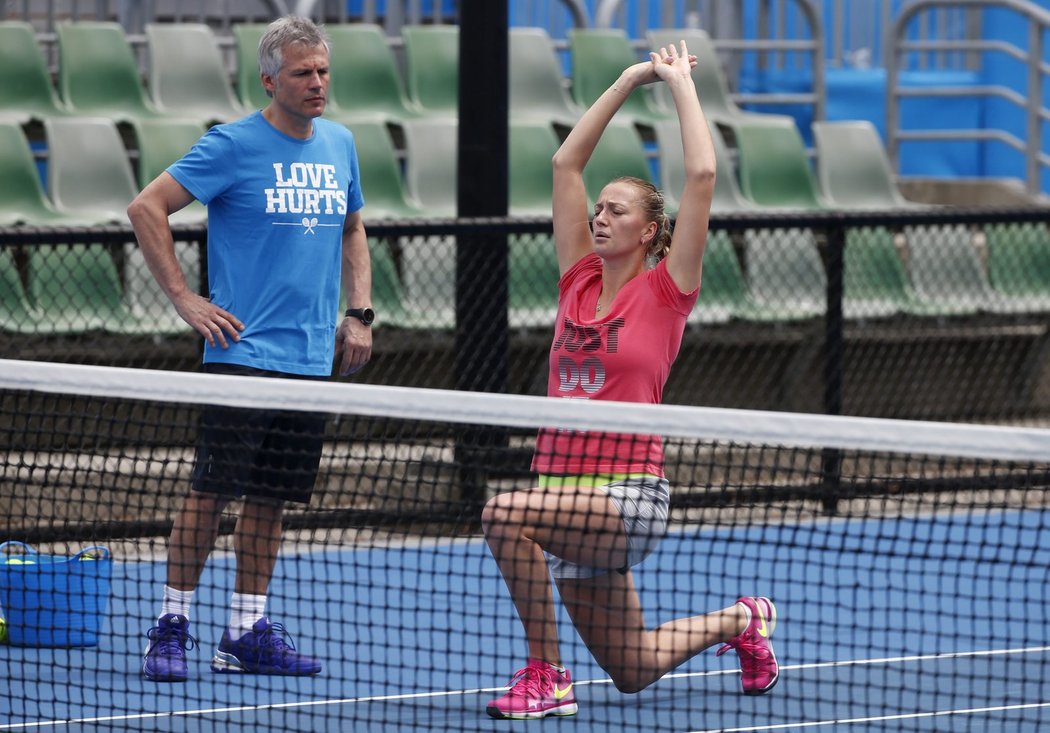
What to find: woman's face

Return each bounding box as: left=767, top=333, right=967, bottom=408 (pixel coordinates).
left=591, top=181, right=656, bottom=260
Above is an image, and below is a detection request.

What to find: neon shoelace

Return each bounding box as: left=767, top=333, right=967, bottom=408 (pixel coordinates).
left=504, top=664, right=555, bottom=699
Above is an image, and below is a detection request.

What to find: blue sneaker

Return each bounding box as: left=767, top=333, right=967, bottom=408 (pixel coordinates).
left=142, top=613, right=197, bottom=682
left=210, top=617, right=321, bottom=675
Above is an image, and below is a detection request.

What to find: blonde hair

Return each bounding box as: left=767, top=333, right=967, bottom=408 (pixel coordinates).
left=612, top=176, right=672, bottom=263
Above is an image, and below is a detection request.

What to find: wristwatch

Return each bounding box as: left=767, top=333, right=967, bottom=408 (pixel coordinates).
left=344, top=307, right=375, bottom=326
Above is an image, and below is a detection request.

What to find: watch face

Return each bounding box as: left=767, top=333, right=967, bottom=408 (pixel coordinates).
left=360, top=308, right=375, bottom=325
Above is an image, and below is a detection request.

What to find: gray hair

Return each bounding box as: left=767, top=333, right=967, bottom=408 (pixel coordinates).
left=257, top=16, right=330, bottom=80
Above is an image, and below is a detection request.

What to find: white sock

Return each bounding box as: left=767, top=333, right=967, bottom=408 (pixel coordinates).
left=228, top=593, right=267, bottom=640
left=160, top=585, right=194, bottom=620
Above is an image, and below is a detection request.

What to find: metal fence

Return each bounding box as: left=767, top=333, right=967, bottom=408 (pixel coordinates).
left=4, top=207, right=1050, bottom=423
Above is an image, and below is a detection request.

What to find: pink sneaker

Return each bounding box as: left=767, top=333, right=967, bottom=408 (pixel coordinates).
left=486, top=659, right=578, bottom=719
left=716, top=596, right=779, bottom=695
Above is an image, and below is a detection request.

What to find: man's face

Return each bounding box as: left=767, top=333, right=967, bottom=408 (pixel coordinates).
left=263, top=42, right=329, bottom=121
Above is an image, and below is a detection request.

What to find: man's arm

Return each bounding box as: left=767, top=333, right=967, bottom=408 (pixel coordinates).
left=127, top=172, right=244, bottom=347
left=335, top=209, right=372, bottom=375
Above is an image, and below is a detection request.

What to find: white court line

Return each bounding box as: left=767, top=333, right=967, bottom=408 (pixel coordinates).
left=3, top=646, right=1048, bottom=731
left=686, top=702, right=1050, bottom=733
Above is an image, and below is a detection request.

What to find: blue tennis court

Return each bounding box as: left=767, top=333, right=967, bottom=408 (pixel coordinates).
left=2, top=509, right=1048, bottom=731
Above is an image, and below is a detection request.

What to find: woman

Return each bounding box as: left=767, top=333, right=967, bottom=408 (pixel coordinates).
left=481, top=41, right=778, bottom=720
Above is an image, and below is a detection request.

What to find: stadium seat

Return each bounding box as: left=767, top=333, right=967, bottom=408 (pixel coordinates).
left=842, top=227, right=916, bottom=319
left=122, top=241, right=200, bottom=335
left=509, top=27, right=584, bottom=129
left=43, top=117, right=138, bottom=224
left=0, top=21, right=75, bottom=123
left=146, top=23, right=246, bottom=125
left=903, top=225, right=994, bottom=316
left=0, top=120, right=97, bottom=227
left=509, top=121, right=558, bottom=217
left=645, top=28, right=744, bottom=122
left=401, top=25, right=459, bottom=116
left=734, top=117, right=827, bottom=210
left=690, top=230, right=750, bottom=324
left=325, top=23, right=427, bottom=126
left=0, top=247, right=39, bottom=332
left=350, top=120, right=428, bottom=220
left=129, top=117, right=208, bottom=225
left=401, top=117, right=458, bottom=217
left=741, top=229, right=827, bottom=320
left=232, top=23, right=271, bottom=111
left=983, top=223, right=1050, bottom=313
left=123, top=118, right=207, bottom=334
left=812, top=120, right=916, bottom=209
left=582, top=121, right=654, bottom=205
left=650, top=118, right=753, bottom=215
left=365, top=237, right=412, bottom=328
left=568, top=28, right=674, bottom=129
left=56, top=22, right=163, bottom=123
left=508, top=235, right=560, bottom=328
left=25, top=243, right=138, bottom=333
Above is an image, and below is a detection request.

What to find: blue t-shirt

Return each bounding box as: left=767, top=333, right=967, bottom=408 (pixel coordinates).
left=168, top=112, right=365, bottom=376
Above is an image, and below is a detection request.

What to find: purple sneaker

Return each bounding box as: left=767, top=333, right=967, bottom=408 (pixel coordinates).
left=142, top=613, right=197, bottom=682
left=210, top=617, right=321, bottom=675
left=716, top=596, right=779, bottom=695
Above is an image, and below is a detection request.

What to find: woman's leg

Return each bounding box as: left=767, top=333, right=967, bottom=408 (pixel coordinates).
left=556, top=571, right=746, bottom=694
left=481, top=485, right=631, bottom=665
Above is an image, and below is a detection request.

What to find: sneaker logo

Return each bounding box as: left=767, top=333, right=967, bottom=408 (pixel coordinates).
left=756, top=608, right=769, bottom=638
left=553, top=683, right=573, bottom=700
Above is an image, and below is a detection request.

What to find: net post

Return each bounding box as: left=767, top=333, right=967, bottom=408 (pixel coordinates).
left=821, top=219, right=846, bottom=514
left=454, top=0, right=510, bottom=514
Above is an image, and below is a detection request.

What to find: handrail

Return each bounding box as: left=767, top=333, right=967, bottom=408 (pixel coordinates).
left=887, top=0, right=1050, bottom=196
left=593, top=0, right=825, bottom=122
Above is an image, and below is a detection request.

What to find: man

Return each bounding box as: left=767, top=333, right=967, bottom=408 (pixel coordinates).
left=128, top=16, right=374, bottom=681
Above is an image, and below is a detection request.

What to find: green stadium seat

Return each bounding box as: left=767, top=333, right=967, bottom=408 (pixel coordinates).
left=509, top=27, right=584, bottom=129
left=0, top=22, right=75, bottom=123
left=26, top=243, right=138, bottom=333
left=128, top=117, right=208, bottom=225
left=350, top=120, right=427, bottom=220
left=366, top=237, right=412, bottom=328
left=325, top=24, right=427, bottom=126
left=812, top=120, right=917, bottom=209
left=0, top=247, right=39, bottom=332
left=232, top=23, right=271, bottom=111
left=568, top=28, right=674, bottom=129
left=583, top=121, right=654, bottom=205
left=43, top=117, right=137, bottom=224
left=56, top=22, right=164, bottom=123
left=843, top=227, right=916, bottom=319
left=983, top=223, right=1050, bottom=313
left=146, top=23, right=246, bottom=125
left=690, top=230, right=750, bottom=324
left=508, top=234, right=560, bottom=329
left=509, top=121, right=558, bottom=217
left=734, top=117, right=827, bottom=210
left=401, top=25, right=459, bottom=116
left=0, top=120, right=97, bottom=227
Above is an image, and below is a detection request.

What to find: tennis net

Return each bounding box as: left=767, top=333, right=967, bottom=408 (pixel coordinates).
left=1, top=358, right=1048, bottom=732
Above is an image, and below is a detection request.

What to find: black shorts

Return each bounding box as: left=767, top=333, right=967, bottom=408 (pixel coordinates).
left=191, top=364, right=327, bottom=504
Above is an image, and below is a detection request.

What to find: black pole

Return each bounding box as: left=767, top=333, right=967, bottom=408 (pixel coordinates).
left=821, top=222, right=845, bottom=514
left=455, top=0, right=510, bottom=515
